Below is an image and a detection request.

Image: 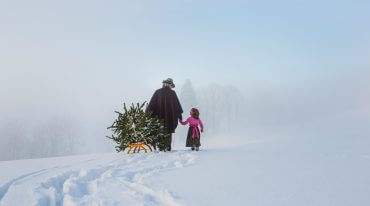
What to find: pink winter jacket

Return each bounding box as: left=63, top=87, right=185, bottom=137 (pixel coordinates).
left=179, top=117, right=204, bottom=132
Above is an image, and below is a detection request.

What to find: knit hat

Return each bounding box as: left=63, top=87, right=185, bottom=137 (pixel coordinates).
left=162, top=78, right=175, bottom=88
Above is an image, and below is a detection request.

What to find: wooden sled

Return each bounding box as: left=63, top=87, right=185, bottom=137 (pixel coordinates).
left=127, top=142, right=153, bottom=154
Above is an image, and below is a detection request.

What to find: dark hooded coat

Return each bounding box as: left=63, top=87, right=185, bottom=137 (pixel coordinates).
left=147, top=87, right=183, bottom=133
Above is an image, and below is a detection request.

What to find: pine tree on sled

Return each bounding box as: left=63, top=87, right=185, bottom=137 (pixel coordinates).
left=107, top=102, right=170, bottom=153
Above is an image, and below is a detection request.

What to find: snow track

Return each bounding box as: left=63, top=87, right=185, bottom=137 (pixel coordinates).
left=0, top=169, right=48, bottom=201
left=0, top=151, right=196, bottom=206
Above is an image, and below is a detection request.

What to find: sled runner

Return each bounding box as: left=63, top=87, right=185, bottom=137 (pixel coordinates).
left=127, top=142, right=152, bottom=154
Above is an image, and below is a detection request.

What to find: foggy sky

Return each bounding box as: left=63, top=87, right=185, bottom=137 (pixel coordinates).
left=1, top=0, right=369, bottom=159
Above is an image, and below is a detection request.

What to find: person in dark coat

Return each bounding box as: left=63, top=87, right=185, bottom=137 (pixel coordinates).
left=146, top=78, right=183, bottom=151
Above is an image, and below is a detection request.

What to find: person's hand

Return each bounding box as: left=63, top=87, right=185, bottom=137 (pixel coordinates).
left=201, top=129, right=204, bottom=133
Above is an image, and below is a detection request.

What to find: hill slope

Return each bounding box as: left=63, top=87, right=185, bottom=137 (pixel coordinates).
left=1, top=134, right=370, bottom=206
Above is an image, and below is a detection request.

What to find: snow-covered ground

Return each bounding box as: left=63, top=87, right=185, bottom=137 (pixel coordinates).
left=0, top=151, right=196, bottom=206
left=1, top=132, right=370, bottom=206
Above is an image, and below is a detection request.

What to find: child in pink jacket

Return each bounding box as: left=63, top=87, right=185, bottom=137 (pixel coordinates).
left=179, top=108, right=204, bottom=151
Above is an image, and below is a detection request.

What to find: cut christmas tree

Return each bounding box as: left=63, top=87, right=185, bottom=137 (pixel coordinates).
left=107, top=102, right=170, bottom=152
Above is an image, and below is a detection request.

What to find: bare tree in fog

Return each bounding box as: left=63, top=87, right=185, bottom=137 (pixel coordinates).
left=32, top=117, right=79, bottom=158
left=195, top=84, right=246, bottom=135
left=0, top=122, right=28, bottom=160
left=0, top=117, right=81, bottom=161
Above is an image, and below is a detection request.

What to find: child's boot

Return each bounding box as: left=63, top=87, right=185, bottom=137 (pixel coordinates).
left=191, top=147, right=195, bottom=151
left=195, top=147, right=199, bottom=151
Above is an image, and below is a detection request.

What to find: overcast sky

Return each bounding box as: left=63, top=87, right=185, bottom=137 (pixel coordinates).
left=1, top=0, right=369, bottom=129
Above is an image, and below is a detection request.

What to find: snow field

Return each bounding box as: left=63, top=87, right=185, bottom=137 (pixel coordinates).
left=0, top=151, right=196, bottom=206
